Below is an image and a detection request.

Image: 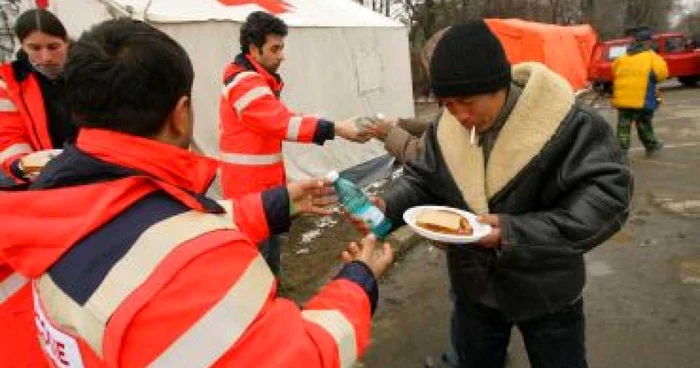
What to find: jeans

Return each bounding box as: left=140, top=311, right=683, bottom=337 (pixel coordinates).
left=452, top=297, right=587, bottom=368
left=259, top=235, right=281, bottom=277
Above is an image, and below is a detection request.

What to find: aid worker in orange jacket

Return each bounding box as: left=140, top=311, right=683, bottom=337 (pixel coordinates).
left=219, top=11, right=372, bottom=199
left=0, top=18, right=393, bottom=367
left=0, top=9, right=72, bottom=368
left=0, top=9, right=75, bottom=185
left=219, top=11, right=374, bottom=276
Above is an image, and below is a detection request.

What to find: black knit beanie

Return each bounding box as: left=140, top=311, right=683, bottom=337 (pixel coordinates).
left=430, top=21, right=511, bottom=98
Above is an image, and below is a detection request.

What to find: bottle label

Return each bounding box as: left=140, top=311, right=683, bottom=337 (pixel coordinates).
left=356, top=204, right=386, bottom=229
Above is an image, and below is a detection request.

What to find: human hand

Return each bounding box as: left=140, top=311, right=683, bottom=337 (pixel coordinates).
left=287, top=179, right=337, bottom=216
left=341, top=234, right=394, bottom=279
left=342, top=196, right=386, bottom=235
left=473, top=214, right=502, bottom=248
left=335, top=118, right=374, bottom=143
left=365, top=118, right=396, bottom=141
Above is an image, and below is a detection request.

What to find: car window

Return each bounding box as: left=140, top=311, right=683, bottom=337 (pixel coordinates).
left=607, top=45, right=628, bottom=60
left=665, top=37, right=685, bottom=53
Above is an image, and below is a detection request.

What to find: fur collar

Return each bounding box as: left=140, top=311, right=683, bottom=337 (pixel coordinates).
left=437, top=62, right=575, bottom=214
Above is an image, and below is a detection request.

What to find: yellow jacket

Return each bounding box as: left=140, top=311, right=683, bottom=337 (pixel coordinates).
left=612, top=49, right=668, bottom=110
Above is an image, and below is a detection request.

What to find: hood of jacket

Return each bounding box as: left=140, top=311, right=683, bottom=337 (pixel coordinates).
left=0, top=129, right=221, bottom=278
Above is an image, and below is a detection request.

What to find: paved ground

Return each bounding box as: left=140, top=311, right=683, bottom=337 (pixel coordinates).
left=359, top=82, right=700, bottom=368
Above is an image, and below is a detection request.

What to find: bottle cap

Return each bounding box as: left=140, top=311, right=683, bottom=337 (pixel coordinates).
left=325, top=170, right=340, bottom=182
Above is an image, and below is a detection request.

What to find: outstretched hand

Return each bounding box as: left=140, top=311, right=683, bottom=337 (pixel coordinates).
left=341, top=234, right=394, bottom=279
left=287, top=179, right=337, bottom=216
left=335, top=118, right=374, bottom=143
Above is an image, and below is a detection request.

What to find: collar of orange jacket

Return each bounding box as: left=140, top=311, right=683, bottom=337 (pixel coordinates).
left=244, top=53, right=284, bottom=94
left=75, top=128, right=219, bottom=195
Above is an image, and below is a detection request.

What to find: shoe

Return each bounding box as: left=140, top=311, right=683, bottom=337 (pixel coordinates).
left=646, top=141, right=664, bottom=156
left=424, top=354, right=459, bottom=368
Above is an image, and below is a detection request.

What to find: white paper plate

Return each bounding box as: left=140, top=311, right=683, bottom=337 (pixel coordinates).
left=403, top=205, right=492, bottom=244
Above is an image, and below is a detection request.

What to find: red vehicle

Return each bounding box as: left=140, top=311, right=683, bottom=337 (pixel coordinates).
left=588, top=32, right=700, bottom=90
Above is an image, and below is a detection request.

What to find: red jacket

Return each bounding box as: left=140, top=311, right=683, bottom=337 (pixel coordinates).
left=0, top=63, right=55, bottom=180
left=219, top=54, right=335, bottom=198
left=0, top=129, right=376, bottom=367
left=0, top=265, right=48, bottom=367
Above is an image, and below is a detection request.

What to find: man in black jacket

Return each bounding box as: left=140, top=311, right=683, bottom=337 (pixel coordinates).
left=380, top=22, right=631, bottom=368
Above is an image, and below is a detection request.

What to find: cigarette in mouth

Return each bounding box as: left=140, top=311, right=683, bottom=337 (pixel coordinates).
left=470, top=126, right=475, bottom=146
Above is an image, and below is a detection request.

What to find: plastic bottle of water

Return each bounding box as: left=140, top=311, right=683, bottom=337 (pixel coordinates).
left=326, top=170, right=392, bottom=238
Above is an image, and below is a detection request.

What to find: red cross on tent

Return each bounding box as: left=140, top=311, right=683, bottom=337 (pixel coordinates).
left=217, top=0, right=290, bottom=14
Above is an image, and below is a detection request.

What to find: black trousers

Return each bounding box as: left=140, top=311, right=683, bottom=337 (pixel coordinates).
left=452, top=297, right=587, bottom=368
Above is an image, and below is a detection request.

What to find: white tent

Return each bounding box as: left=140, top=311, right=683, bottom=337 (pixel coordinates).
left=49, top=0, right=414, bottom=180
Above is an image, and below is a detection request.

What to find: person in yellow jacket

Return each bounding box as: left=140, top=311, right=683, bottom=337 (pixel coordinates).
left=611, top=29, right=668, bottom=155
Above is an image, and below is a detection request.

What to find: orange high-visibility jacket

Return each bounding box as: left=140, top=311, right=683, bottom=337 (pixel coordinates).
left=0, top=264, right=48, bottom=367
left=0, top=63, right=55, bottom=180
left=219, top=54, right=336, bottom=198
left=0, top=129, right=376, bottom=367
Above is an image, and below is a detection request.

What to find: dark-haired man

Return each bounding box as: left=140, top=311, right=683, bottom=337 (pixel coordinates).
left=378, top=21, right=632, bottom=367
left=0, top=18, right=392, bottom=367
left=219, top=11, right=371, bottom=275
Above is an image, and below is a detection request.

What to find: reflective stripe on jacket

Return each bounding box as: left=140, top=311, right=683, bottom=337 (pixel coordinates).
left=34, top=207, right=372, bottom=367
left=0, top=63, right=53, bottom=179
left=612, top=50, right=669, bottom=110
left=219, top=54, right=326, bottom=198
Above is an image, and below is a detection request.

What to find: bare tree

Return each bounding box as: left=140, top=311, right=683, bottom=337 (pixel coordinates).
left=675, top=9, right=700, bottom=36
left=548, top=0, right=562, bottom=22
left=624, top=0, right=678, bottom=32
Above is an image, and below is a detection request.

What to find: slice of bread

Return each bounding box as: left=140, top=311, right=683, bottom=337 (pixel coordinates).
left=20, top=150, right=60, bottom=174
left=416, top=209, right=472, bottom=235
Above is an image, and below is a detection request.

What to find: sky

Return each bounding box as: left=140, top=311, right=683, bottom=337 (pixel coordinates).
left=671, top=0, right=700, bottom=26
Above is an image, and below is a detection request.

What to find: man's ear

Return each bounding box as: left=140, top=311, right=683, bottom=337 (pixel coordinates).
left=157, top=95, right=193, bottom=148
left=249, top=43, right=262, bottom=59
left=170, top=95, right=192, bottom=137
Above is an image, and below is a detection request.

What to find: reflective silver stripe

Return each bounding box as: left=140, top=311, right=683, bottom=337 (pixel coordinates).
left=286, top=116, right=303, bottom=141
left=0, top=143, right=32, bottom=163
left=150, top=255, right=274, bottom=367
left=216, top=200, right=236, bottom=225
left=302, top=310, right=358, bottom=368
left=0, top=272, right=28, bottom=304
left=85, top=211, right=234, bottom=330
left=221, top=71, right=258, bottom=97
left=220, top=151, right=282, bottom=166
left=0, top=99, right=17, bottom=112
left=35, top=273, right=105, bottom=358
left=233, top=86, right=273, bottom=115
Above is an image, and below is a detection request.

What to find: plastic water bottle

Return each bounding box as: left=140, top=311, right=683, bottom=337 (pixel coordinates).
left=326, top=170, right=392, bottom=238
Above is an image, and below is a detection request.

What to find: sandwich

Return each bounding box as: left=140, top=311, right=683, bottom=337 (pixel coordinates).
left=415, top=209, right=472, bottom=235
